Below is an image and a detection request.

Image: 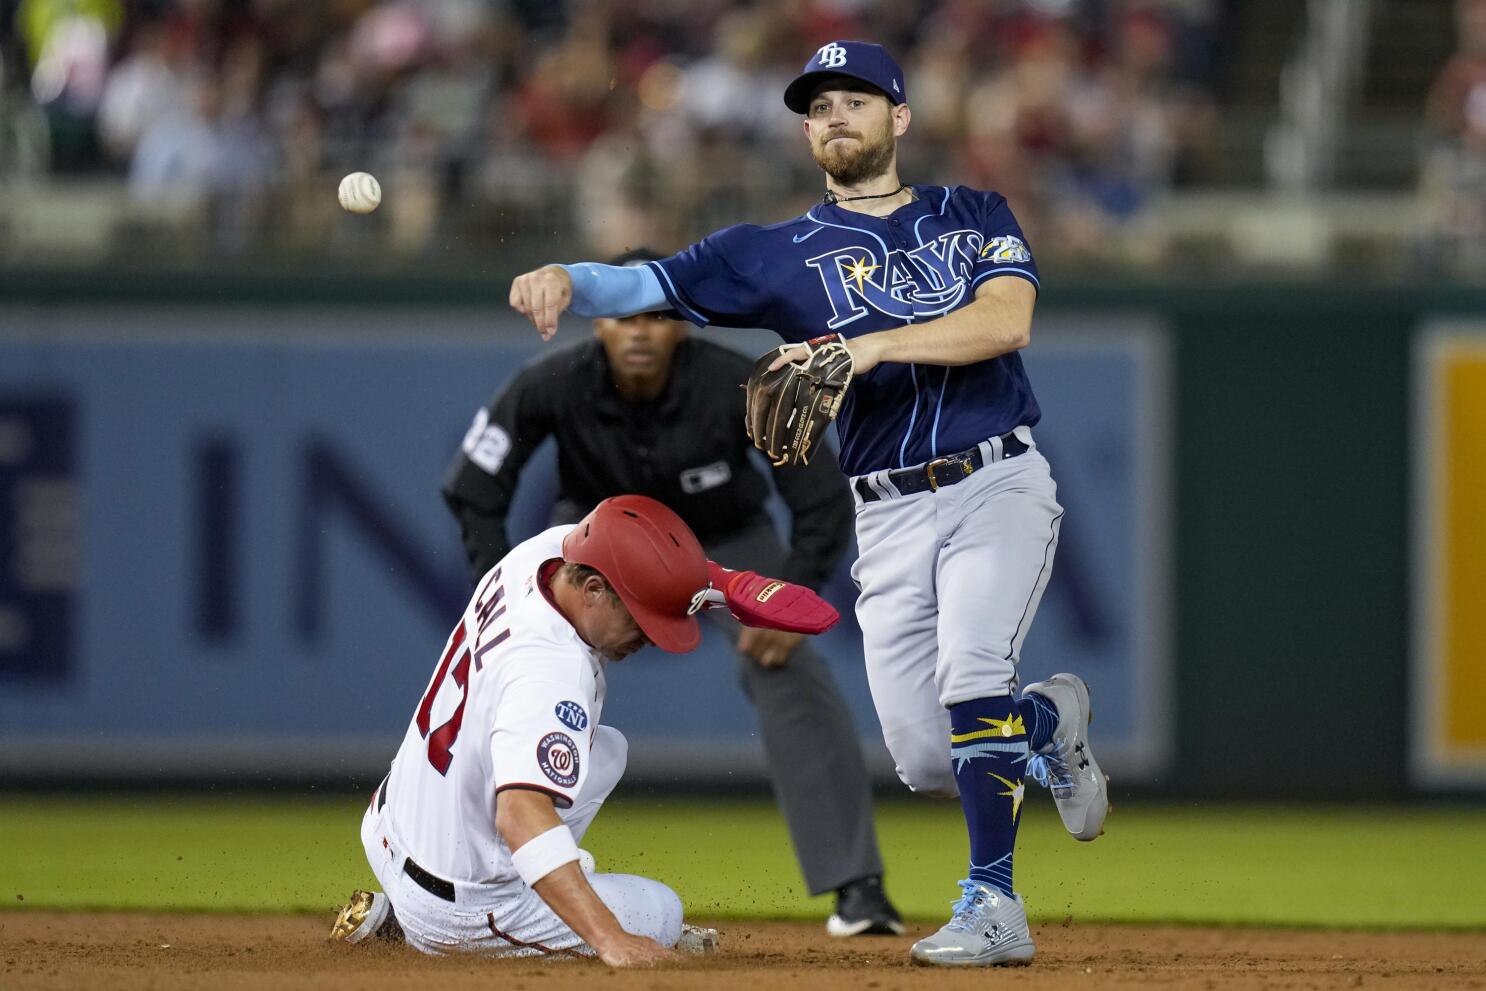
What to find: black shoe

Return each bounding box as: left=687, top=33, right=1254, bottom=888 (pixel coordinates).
left=826, top=875, right=906, bottom=936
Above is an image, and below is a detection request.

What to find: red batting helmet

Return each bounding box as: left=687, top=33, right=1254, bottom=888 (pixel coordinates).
left=561, top=495, right=710, bottom=653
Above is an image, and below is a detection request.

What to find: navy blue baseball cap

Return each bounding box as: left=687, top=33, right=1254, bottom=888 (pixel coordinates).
left=784, top=41, right=906, bottom=114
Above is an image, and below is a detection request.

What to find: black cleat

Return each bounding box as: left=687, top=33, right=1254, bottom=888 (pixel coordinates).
left=826, top=875, right=906, bottom=937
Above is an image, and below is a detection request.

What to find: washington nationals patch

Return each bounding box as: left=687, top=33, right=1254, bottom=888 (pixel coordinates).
left=537, top=732, right=580, bottom=788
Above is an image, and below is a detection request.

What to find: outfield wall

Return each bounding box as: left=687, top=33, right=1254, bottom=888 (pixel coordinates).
left=0, top=274, right=1482, bottom=797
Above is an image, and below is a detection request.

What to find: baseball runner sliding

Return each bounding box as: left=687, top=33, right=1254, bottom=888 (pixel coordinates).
left=330, top=496, right=840, bottom=964
left=509, top=41, right=1110, bottom=967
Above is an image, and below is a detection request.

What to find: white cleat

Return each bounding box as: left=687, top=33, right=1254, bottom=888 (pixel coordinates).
left=677, top=923, right=721, bottom=954
left=1022, top=672, right=1109, bottom=841
left=909, top=881, right=1035, bottom=967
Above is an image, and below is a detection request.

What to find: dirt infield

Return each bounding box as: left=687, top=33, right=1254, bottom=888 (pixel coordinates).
left=2, top=912, right=1482, bottom=990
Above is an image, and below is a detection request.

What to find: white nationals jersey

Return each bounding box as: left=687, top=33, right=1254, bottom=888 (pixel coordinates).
left=380, top=525, right=606, bottom=884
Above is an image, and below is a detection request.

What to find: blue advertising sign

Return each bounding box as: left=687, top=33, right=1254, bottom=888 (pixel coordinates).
left=0, top=399, right=76, bottom=680
left=0, top=308, right=1168, bottom=782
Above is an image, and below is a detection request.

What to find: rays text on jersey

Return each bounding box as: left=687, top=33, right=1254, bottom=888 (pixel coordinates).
left=805, top=229, right=987, bottom=330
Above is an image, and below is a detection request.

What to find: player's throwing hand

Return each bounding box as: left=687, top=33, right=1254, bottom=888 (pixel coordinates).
left=510, top=265, right=574, bottom=341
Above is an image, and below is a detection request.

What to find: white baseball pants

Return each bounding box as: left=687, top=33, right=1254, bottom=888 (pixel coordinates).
left=360, top=725, right=683, bottom=956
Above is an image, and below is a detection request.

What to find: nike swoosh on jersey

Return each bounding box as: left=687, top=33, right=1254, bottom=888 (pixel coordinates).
left=792, top=228, right=824, bottom=243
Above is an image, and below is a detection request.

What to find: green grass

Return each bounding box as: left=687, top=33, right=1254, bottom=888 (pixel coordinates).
left=2, top=796, right=1483, bottom=929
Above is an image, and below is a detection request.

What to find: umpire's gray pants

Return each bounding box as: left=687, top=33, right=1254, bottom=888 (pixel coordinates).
left=703, top=519, right=884, bottom=895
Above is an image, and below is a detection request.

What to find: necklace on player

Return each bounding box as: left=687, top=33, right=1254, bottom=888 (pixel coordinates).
left=823, top=184, right=908, bottom=205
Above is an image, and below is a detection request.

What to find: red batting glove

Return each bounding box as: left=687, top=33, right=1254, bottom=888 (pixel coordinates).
left=704, top=560, right=840, bottom=635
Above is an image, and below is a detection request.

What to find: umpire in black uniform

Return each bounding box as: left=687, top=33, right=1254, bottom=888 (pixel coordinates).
left=442, top=249, right=901, bottom=936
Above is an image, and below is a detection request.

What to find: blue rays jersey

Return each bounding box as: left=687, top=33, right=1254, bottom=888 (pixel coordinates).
left=646, top=185, right=1041, bottom=477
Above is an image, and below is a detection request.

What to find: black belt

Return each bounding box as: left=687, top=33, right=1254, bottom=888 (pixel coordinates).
left=855, top=432, right=1028, bottom=503
left=404, top=857, right=457, bottom=903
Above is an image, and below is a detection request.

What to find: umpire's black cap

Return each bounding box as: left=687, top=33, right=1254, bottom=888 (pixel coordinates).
left=608, top=248, right=683, bottom=321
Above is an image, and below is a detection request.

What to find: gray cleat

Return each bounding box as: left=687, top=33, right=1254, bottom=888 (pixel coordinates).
left=1022, top=672, right=1109, bottom=841
left=910, top=880, right=1035, bottom=967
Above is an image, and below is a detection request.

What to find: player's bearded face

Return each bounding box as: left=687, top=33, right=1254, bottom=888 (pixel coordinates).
left=810, top=104, right=896, bottom=185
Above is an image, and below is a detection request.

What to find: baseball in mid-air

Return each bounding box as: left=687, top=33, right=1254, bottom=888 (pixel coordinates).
left=337, top=172, right=381, bottom=214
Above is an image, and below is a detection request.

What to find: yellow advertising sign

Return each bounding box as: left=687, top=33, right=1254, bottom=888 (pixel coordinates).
left=1414, top=327, right=1486, bottom=786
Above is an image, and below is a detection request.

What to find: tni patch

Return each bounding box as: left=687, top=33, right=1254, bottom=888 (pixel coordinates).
left=554, top=700, right=588, bottom=732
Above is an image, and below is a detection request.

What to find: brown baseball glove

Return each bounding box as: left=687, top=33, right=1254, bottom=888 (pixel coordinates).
left=744, top=334, right=854, bottom=466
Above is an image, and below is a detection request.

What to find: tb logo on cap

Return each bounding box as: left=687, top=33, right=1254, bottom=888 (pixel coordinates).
left=817, top=42, right=848, bottom=68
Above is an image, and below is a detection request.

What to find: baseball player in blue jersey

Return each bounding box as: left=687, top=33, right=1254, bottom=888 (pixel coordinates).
left=509, top=40, right=1109, bottom=967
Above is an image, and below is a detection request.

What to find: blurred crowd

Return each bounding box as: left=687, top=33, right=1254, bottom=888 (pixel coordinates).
left=0, top=0, right=1223, bottom=267
left=1423, top=0, right=1486, bottom=276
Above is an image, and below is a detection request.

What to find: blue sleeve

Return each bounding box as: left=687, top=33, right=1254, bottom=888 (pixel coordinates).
left=969, top=194, right=1040, bottom=294
left=560, top=263, right=668, bottom=318
left=647, top=225, right=773, bottom=328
